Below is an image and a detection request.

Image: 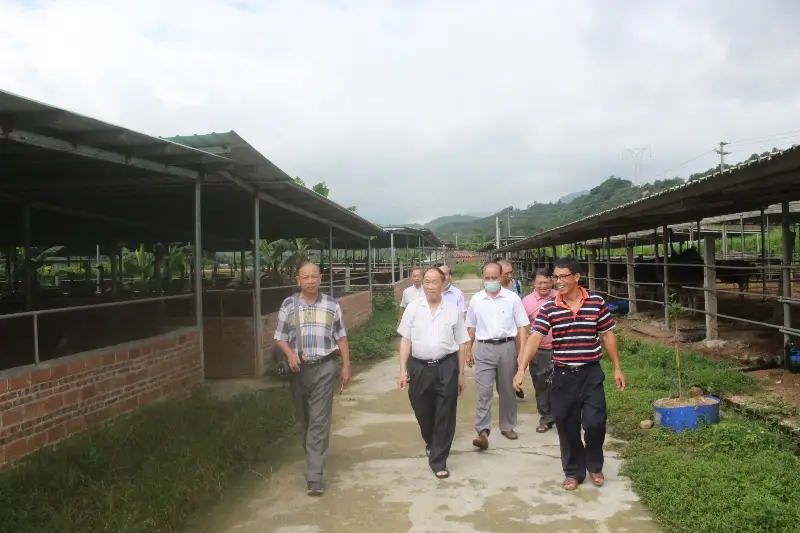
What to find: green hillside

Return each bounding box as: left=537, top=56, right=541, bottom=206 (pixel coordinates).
left=434, top=175, right=686, bottom=247
left=424, top=214, right=480, bottom=232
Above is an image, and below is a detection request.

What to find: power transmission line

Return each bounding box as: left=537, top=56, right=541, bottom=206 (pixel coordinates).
left=726, top=127, right=800, bottom=146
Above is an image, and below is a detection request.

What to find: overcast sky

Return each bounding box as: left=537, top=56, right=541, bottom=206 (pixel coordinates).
left=3, top=0, right=800, bottom=225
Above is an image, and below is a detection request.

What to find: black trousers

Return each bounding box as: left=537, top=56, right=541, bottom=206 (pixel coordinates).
left=408, top=352, right=459, bottom=472
left=550, top=362, right=607, bottom=481
left=528, top=349, right=554, bottom=426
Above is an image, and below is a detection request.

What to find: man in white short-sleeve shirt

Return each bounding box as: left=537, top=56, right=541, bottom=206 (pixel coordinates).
left=397, top=267, right=424, bottom=326
left=398, top=267, right=469, bottom=479
left=466, top=262, right=529, bottom=449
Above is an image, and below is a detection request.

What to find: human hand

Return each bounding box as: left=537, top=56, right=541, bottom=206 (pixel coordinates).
left=339, top=363, right=351, bottom=393
left=614, top=369, right=626, bottom=392
left=398, top=369, right=408, bottom=390
left=458, top=374, right=466, bottom=396
left=466, top=354, right=474, bottom=368
left=287, top=351, right=301, bottom=372
left=513, top=370, right=526, bottom=391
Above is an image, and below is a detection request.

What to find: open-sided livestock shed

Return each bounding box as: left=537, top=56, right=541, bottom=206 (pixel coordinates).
left=495, top=145, right=800, bottom=356
left=0, top=89, right=385, bottom=467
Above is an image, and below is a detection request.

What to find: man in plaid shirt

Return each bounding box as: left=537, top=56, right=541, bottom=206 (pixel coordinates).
left=275, top=262, right=351, bottom=496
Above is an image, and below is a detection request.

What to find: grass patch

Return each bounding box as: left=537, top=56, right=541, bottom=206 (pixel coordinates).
left=450, top=262, right=481, bottom=280
left=605, top=336, right=800, bottom=532
left=346, top=293, right=399, bottom=363
left=0, top=388, right=296, bottom=533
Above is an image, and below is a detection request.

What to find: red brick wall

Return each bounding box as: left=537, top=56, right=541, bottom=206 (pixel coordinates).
left=339, top=290, right=373, bottom=329
left=204, top=318, right=254, bottom=378
left=259, top=311, right=279, bottom=377
left=393, top=278, right=413, bottom=302
left=0, top=328, right=202, bottom=469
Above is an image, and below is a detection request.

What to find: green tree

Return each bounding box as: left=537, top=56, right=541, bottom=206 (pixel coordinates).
left=312, top=182, right=330, bottom=198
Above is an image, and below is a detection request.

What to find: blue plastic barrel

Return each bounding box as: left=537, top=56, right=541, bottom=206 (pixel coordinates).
left=607, top=300, right=630, bottom=315
left=652, top=395, right=720, bottom=433
left=787, top=348, right=800, bottom=374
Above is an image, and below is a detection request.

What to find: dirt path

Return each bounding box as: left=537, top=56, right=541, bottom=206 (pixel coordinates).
left=183, top=277, right=658, bottom=533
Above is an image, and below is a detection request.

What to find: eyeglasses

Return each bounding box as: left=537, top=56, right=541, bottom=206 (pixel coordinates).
left=551, top=274, right=575, bottom=281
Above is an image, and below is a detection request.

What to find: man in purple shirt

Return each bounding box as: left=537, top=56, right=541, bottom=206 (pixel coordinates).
left=439, top=265, right=466, bottom=318
left=521, top=268, right=557, bottom=433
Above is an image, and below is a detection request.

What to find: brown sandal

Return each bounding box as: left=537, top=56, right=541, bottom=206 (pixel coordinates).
left=589, top=472, right=605, bottom=487
left=562, top=477, right=579, bottom=491
left=536, top=424, right=551, bottom=433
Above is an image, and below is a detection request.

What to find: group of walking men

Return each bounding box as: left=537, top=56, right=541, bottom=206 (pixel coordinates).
left=396, top=259, right=626, bottom=490
left=273, top=257, right=626, bottom=496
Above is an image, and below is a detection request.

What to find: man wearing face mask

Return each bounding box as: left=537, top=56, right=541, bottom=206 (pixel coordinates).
left=439, top=265, right=466, bottom=319
left=466, top=262, right=530, bottom=449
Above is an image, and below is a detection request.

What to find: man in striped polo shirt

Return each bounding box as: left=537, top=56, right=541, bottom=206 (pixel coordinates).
left=514, top=258, right=626, bottom=491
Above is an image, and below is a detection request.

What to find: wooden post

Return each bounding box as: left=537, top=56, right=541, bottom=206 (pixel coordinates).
left=704, top=235, right=718, bottom=340
left=663, top=225, right=670, bottom=329
left=588, top=249, right=597, bottom=291
left=782, top=202, right=793, bottom=349
left=626, top=242, right=637, bottom=314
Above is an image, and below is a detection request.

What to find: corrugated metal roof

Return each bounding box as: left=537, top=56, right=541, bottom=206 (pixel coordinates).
left=0, top=89, right=230, bottom=168
left=496, top=145, right=800, bottom=253
left=164, top=131, right=292, bottom=181
left=165, top=131, right=385, bottom=239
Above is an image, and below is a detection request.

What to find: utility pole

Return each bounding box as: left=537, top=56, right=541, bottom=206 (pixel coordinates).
left=453, top=233, right=458, bottom=248
left=495, top=216, right=501, bottom=251
left=623, top=146, right=651, bottom=182
left=714, top=141, right=730, bottom=172
left=506, top=212, right=512, bottom=237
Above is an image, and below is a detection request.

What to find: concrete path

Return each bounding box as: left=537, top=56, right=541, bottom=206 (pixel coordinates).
left=183, top=275, right=659, bottom=533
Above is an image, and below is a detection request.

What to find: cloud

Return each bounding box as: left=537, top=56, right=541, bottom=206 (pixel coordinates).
left=2, top=0, right=800, bottom=226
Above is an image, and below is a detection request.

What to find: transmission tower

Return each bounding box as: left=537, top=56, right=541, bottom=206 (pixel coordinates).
left=623, top=145, right=651, bottom=182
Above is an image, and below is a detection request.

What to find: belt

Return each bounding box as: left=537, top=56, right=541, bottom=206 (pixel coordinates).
left=412, top=351, right=457, bottom=366
left=478, top=337, right=515, bottom=345
left=301, top=351, right=337, bottom=367
left=553, top=361, right=599, bottom=372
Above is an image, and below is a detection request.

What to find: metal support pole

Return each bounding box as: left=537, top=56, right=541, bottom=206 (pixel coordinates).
left=740, top=215, right=745, bottom=257
left=662, top=224, right=670, bottom=329
left=194, top=179, right=204, bottom=376
left=24, top=204, right=32, bottom=311
left=390, top=232, right=396, bottom=284
left=761, top=208, right=767, bottom=300
left=626, top=239, right=637, bottom=313
left=605, top=237, right=612, bottom=297
left=253, top=196, right=262, bottom=374
left=33, top=313, right=40, bottom=365
left=704, top=235, right=718, bottom=340
left=588, top=249, right=597, bottom=291
left=367, top=238, right=373, bottom=291
left=329, top=224, right=334, bottom=294
left=95, top=244, right=101, bottom=294
left=722, top=223, right=728, bottom=257
left=782, top=201, right=793, bottom=350
left=110, top=244, right=119, bottom=300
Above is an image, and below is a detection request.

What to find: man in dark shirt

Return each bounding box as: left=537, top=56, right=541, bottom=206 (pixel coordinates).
left=514, top=258, right=626, bottom=491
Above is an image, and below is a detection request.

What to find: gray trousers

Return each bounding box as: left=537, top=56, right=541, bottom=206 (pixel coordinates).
left=289, top=358, right=336, bottom=484
left=529, top=349, right=554, bottom=426
left=474, top=340, right=518, bottom=434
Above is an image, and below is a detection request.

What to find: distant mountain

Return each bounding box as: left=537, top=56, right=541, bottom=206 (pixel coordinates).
left=428, top=175, right=686, bottom=246
left=424, top=214, right=480, bottom=232
left=558, top=190, right=589, bottom=204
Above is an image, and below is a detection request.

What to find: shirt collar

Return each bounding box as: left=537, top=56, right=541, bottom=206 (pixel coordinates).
left=481, top=287, right=509, bottom=300
left=420, top=296, right=447, bottom=314
left=554, top=286, right=589, bottom=307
